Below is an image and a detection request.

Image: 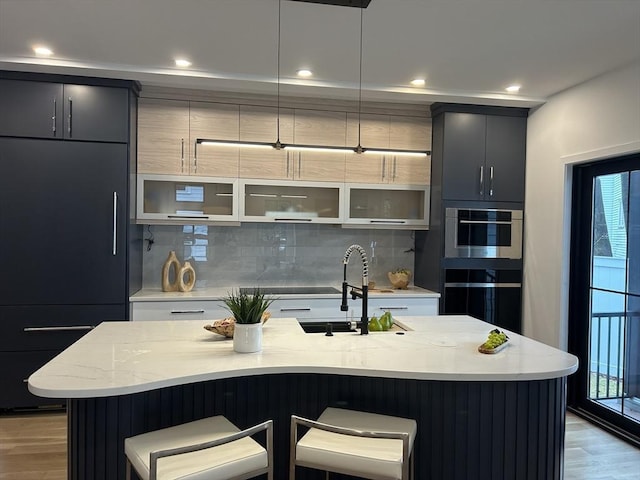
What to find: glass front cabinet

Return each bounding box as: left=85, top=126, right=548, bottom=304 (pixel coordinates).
left=137, top=174, right=239, bottom=224
left=240, top=180, right=343, bottom=223
left=344, top=184, right=430, bottom=229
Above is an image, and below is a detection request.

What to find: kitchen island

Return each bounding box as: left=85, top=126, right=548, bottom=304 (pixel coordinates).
left=29, top=316, right=577, bottom=479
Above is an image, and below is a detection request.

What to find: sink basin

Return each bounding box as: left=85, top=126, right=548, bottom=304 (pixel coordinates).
left=299, top=321, right=358, bottom=334
left=240, top=286, right=341, bottom=295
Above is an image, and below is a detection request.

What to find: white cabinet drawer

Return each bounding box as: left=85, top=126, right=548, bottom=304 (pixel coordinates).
left=348, top=296, right=439, bottom=318
left=131, top=300, right=228, bottom=321
left=270, top=298, right=345, bottom=321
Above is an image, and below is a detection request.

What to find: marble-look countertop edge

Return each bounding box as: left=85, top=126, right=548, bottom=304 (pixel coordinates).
left=28, top=316, right=578, bottom=399
left=130, top=286, right=440, bottom=302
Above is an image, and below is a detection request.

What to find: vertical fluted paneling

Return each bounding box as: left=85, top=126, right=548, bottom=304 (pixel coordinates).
left=68, top=374, right=566, bottom=480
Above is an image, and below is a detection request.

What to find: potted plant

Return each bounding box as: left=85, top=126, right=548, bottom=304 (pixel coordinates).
left=222, top=289, right=274, bottom=353
left=388, top=268, right=412, bottom=289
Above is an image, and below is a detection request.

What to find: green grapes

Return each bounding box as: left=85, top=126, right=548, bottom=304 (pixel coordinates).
left=481, top=328, right=509, bottom=349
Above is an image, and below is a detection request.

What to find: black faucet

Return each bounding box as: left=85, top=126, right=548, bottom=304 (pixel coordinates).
left=340, top=244, right=369, bottom=335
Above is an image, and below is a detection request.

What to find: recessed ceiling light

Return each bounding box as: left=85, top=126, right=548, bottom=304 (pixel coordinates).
left=175, top=59, right=192, bottom=68
left=505, top=84, right=521, bottom=93
left=296, top=69, right=313, bottom=78
left=33, top=46, right=53, bottom=56
left=410, top=78, right=426, bottom=87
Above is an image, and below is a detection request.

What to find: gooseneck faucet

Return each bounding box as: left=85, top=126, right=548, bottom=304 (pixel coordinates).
left=340, top=244, right=369, bottom=335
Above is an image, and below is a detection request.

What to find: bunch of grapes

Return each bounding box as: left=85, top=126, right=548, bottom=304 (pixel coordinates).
left=481, top=328, right=508, bottom=349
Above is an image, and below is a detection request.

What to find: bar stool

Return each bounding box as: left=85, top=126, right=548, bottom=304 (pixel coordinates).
left=124, top=415, right=273, bottom=480
left=290, top=407, right=417, bottom=480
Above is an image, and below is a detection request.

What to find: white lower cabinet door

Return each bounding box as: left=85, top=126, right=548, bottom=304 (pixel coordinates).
left=269, top=298, right=345, bottom=321
left=131, top=301, right=228, bottom=321
left=348, top=296, right=439, bottom=319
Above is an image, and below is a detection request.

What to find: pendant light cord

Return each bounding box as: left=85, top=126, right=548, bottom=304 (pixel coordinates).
left=276, top=0, right=282, bottom=148
left=357, top=3, right=364, bottom=153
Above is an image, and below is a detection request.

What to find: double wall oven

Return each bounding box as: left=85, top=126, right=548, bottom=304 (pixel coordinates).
left=442, top=207, right=523, bottom=333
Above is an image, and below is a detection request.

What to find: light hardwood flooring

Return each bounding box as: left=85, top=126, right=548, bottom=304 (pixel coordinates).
left=0, top=411, right=639, bottom=479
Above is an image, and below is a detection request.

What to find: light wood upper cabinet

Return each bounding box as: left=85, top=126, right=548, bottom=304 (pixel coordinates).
left=138, top=98, right=190, bottom=175
left=345, top=112, right=431, bottom=184
left=294, top=110, right=347, bottom=146
left=190, top=101, right=240, bottom=177
left=389, top=115, right=431, bottom=151
left=238, top=105, right=292, bottom=180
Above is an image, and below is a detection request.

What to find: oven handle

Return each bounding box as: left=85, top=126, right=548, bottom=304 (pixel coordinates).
left=444, top=282, right=521, bottom=288
left=458, top=220, right=513, bottom=225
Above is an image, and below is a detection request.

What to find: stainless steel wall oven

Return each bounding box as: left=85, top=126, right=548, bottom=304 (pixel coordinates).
left=445, top=208, right=523, bottom=259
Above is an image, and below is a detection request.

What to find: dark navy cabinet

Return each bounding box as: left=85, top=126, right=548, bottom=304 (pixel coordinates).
left=0, top=72, right=141, bottom=409
left=0, top=77, right=129, bottom=142
left=434, top=105, right=527, bottom=203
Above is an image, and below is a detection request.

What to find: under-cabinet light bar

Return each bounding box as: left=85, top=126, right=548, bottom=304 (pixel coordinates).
left=283, top=144, right=354, bottom=154
left=280, top=195, right=308, bottom=199
left=198, top=139, right=274, bottom=149
left=250, top=193, right=278, bottom=198
left=215, top=193, right=233, bottom=197
left=197, top=138, right=429, bottom=156
left=363, top=149, right=429, bottom=157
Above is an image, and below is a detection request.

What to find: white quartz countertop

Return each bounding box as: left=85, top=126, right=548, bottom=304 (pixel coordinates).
left=28, top=316, right=578, bottom=399
left=129, top=286, right=440, bottom=302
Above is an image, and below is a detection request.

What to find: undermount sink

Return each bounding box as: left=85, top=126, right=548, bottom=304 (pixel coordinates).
left=239, top=286, right=341, bottom=295
left=298, top=320, right=409, bottom=334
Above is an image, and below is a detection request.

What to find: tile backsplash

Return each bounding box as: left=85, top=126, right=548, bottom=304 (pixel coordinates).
left=142, top=224, right=415, bottom=289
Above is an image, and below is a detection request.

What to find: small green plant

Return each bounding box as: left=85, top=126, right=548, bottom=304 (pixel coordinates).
left=222, top=289, right=274, bottom=324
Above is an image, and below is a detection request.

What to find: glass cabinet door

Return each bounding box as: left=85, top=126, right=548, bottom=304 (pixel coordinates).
left=241, top=180, right=342, bottom=223
left=137, top=174, right=238, bottom=224
left=345, top=185, right=429, bottom=228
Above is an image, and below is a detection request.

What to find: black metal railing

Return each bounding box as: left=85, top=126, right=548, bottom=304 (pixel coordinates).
left=590, top=311, right=627, bottom=400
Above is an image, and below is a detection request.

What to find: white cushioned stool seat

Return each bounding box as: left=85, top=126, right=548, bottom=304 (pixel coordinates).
left=124, top=415, right=272, bottom=480
left=291, top=407, right=417, bottom=480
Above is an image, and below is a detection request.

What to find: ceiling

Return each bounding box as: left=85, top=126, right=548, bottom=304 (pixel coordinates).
left=1, top=0, right=639, bottom=108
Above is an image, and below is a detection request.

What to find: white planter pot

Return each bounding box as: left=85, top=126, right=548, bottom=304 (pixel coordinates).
left=233, top=323, right=263, bottom=353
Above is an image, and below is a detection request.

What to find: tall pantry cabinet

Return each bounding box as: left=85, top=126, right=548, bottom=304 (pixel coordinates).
left=0, top=71, right=142, bottom=409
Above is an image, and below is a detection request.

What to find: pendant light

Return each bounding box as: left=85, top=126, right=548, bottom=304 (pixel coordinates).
left=200, top=0, right=429, bottom=157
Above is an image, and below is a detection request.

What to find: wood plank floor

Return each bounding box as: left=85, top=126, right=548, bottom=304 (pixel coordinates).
left=0, top=411, right=639, bottom=479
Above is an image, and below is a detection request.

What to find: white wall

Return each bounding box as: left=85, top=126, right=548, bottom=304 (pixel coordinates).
left=524, top=60, right=640, bottom=349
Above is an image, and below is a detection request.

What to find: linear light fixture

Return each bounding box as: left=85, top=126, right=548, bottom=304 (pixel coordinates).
left=198, top=139, right=274, bottom=149
left=363, top=148, right=430, bottom=157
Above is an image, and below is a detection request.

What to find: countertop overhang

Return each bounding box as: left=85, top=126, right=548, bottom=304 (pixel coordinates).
left=28, top=316, right=578, bottom=399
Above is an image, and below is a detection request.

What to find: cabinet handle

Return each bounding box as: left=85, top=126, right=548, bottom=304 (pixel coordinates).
left=167, top=214, right=208, bottom=219
left=170, top=310, right=205, bottom=314
left=298, top=152, right=301, bottom=179
left=181, top=138, right=185, bottom=173
left=382, top=157, right=386, bottom=181
left=377, top=306, right=408, bottom=310
left=286, top=151, right=290, bottom=178
left=112, top=192, right=118, bottom=256
left=479, top=166, right=484, bottom=196
left=489, top=166, right=494, bottom=197
left=280, top=307, right=312, bottom=312
left=67, top=97, right=73, bottom=137
left=392, top=157, right=397, bottom=181
left=52, top=98, right=57, bottom=135
left=274, top=218, right=313, bottom=222
left=193, top=140, right=198, bottom=174
left=24, top=326, right=95, bottom=332
left=369, top=220, right=407, bottom=224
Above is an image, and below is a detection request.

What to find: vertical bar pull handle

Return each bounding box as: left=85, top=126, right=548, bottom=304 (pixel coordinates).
left=180, top=138, right=185, bottom=173
left=393, top=157, right=397, bottom=181
left=489, top=166, right=494, bottom=197
left=112, top=192, right=117, bottom=256
left=52, top=98, right=57, bottom=134
left=298, top=152, right=301, bottom=179
left=286, top=151, right=290, bottom=178
left=479, top=166, right=484, bottom=196
left=193, top=140, right=197, bottom=174
left=67, top=97, right=72, bottom=137
left=382, top=156, right=386, bottom=181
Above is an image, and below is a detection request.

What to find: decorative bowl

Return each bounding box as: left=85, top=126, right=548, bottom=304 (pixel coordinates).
left=204, top=312, right=271, bottom=338
left=388, top=270, right=411, bottom=289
